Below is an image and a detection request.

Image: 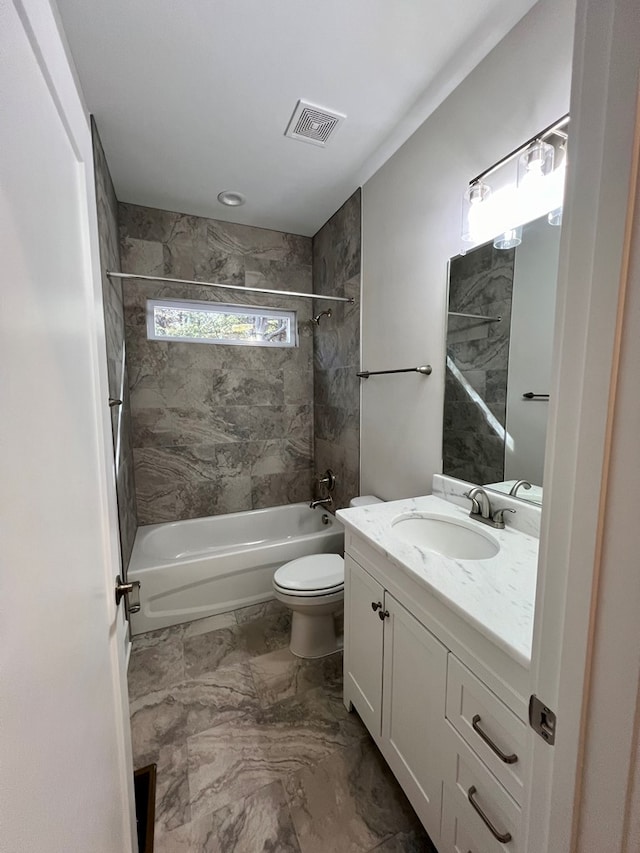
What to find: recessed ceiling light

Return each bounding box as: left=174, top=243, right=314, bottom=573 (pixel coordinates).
left=217, top=190, right=246, bottom=207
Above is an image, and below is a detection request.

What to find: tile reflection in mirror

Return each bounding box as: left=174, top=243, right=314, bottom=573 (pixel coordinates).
left=443, top=216, right=561, bottom=504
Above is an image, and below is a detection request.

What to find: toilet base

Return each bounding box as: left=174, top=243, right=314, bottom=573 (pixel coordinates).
left=289, top=610, right=339, bottom=659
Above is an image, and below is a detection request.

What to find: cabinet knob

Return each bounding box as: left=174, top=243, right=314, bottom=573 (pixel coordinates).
left=371, top=601, right=382, bottom=612
left=378, top=609, right=390, bottom=621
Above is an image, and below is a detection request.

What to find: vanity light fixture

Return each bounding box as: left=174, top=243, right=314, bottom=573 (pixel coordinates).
left=493, top=226, right=522, bottom=250
left=217, top=190, right=246, bottom=207
left=461, top=180, right=491, bottom=246
left=461, top=115, right=569, bottom=251
left=548, top=141, right=567, bottom=226
left=517, top=139, right=554, bottom=186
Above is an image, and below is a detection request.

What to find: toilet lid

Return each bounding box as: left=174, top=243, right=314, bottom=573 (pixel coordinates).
left=274, top=554, right=344, bottom=594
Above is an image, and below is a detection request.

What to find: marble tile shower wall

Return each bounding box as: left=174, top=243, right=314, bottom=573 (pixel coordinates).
left=444, top=243, right=515, bottom=484
left=119, top=203, right=314, bottom=524
left=92, top=121, right=137, bottom=566
left=312, top=189, right=361, bottom=510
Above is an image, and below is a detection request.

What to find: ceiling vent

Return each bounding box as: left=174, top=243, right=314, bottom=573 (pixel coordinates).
left=285, top=100, right=346, bottom=147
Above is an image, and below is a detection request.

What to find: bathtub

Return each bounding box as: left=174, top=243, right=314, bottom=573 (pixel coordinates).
left=127, top=503, right=344, bottom=635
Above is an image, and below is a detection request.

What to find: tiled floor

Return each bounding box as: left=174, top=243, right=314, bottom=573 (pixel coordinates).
left=128, top=601, right=438, bottom=853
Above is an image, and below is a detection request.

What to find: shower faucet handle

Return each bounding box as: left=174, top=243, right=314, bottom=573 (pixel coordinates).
left=316, top=469, right=336, bottom=492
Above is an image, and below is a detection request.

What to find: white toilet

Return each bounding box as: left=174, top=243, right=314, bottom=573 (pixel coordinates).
left=273, top=495, right=382, bottom=658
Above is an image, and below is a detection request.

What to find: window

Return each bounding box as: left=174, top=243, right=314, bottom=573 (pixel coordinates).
left=146, top=298, right=298, bottom=348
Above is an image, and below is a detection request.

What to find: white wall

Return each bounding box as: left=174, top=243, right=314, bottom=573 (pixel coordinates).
left=361, top=0, right=575, bottom=500
left=505, top=216, right=561, bottom=484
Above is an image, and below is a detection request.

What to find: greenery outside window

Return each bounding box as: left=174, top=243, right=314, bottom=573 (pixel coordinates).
left=146, top=298, right=298, bottom=348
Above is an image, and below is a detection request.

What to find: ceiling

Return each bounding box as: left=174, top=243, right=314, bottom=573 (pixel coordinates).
left=56, top=0, right=538, bottom=236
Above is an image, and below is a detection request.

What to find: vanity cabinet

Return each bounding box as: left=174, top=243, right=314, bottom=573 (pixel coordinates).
left=441, top=724, right=523, bottom=852
left=381, top=588, right=448, bottom=834
left=344, top=554, right=447, bottom=838
left=344, top=556, right=385, bottom=733
left=343, top=539, right=531, bottom=853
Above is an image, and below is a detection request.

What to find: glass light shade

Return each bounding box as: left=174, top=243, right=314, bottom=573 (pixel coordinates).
left=547, top=142, right=567, bottom=226
left=461, top=181, right=491, bottom=244
left=518, top=140, right=554, bottom=186
left=493, top=226, right=522, bottom=250
left=548, top=207, right=563, bottom=226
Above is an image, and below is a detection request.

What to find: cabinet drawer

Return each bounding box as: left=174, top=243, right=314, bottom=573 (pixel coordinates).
left=444, top=723, right=523, bottom=853
left=442, top=785, right=507, bottom=853
left=446, top=655, right=527, bottom=804
left=442, top=789, right=478, bottom=853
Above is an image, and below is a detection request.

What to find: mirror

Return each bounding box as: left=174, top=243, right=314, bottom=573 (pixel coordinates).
left=443, top=214, right=561, bottom=504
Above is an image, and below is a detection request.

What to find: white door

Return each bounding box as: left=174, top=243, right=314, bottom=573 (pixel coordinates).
left=526, top=0, right=640, bottom=851
left=381, top=593, right=447, bottom=840
left=0, top=1, right=136, bottom=851
left=343, top=555, right=385, bottom=734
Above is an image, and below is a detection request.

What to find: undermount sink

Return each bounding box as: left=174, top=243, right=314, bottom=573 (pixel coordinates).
left=391, top=512, right=500, bottom=560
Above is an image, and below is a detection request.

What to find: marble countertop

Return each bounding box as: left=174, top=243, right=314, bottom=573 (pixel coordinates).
left=337, top=495, right=538, bottom=668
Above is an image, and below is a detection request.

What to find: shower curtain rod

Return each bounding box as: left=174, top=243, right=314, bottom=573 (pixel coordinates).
left=106, top=272, right=355, bottom=305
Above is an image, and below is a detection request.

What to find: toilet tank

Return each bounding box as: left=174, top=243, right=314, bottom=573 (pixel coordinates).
left=349, top=495, right=382, bottom=508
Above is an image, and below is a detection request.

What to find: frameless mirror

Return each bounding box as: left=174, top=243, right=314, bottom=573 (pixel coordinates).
left=443, top=214, right=561, bottom=505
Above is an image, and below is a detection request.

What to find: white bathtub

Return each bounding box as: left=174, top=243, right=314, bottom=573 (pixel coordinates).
left=127, top=503, right=344, bottom=635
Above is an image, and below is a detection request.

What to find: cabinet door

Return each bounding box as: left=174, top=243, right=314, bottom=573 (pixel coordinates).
left=382, top=593, right=448, bottom=839
left=344, top=555, right=385, bottom=735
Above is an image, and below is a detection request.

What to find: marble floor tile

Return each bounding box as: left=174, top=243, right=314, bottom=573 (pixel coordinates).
left=131, top=664, right=259, bottom=765
left=183, top=624, right=250, bottom=676
left=127, top=601, right=430, bottom=853
left=180, top=663, right=261, bottom=737
left=131, top=622, right=185, bottom=649
left=190, top=780, right=301, bottom=853
left=371, top=829, right=438, bottom=852
left=283, top=739, right=424, bottom=853
left=234, top=597, right=288, bottom=624
left=234, top=608, right=291, bottom=653
left=186, top=685, right=366, bottom=821
left=183, top=611, right=238, bottom=638
left=153, top=820, right=192, bottom=853
left=183, top=611, right=291, bottom=678
left=130, top=686, right=187, bottom=767
left=249, top=647, right=343, bottom=708
left=154, top=741, right=191, bottom=835
left=128, top=627, right=185, bottom=701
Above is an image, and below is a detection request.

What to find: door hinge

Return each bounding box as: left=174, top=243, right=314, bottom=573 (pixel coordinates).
left=529, top=694, right=556, bottom=745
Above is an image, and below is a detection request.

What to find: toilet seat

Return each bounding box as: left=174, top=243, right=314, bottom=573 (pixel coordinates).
left=273, top=553, right=344, bottom=597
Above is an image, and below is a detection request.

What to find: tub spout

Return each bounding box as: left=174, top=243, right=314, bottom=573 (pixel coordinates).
left=310, top=496, right=333, bottom=510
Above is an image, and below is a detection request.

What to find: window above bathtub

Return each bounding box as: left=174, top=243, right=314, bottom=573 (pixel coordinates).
left=146, top=298, right=298, bottom=348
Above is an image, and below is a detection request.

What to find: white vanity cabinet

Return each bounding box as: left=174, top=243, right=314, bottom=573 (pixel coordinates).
left=343, top=533, right=532, bottom=853
left=344, top=554, right=448, bottom=839
left=381, top=588, right=448, bottom=834
left=344, top=555, right=385, bottom=734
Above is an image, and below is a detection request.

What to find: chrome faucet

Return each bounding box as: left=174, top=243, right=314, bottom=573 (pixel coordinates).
left=310, top=469, right=336, bottom=510
left=464, top=487, right=516, bottom=530
left=466, top=486, right=491, bottom=519
left=509, top=479, right=532, bottom=497
left=310, top=495, right=333, bottom=510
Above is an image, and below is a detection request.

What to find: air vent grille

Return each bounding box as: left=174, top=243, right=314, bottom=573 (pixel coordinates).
left=285, top=100, right=345, bottom=147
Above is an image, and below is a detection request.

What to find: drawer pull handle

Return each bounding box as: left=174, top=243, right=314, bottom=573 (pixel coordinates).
left=371, top=601, right=382, bottom=612
left=467, top=785, right=512, bottom=844
left=472, top=714, right=518, bottom=764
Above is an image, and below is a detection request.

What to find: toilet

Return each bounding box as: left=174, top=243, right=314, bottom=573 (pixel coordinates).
left=273, top=495, right=382, bottom=658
